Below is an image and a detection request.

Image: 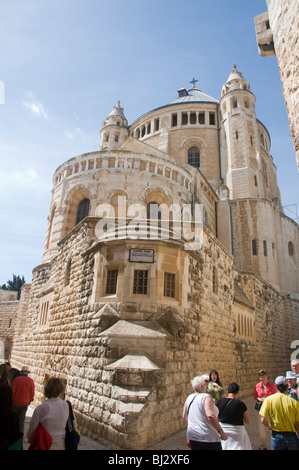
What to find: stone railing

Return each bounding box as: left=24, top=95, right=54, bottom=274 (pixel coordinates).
left=53, top=150, right=193, bottom=192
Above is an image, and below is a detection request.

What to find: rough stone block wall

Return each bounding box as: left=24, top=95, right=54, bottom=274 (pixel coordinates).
left=266, top=0, right=299, bottom=170
left=10, top=219, right=298, bottom=449
left=0, top=292, right=19, bottom=359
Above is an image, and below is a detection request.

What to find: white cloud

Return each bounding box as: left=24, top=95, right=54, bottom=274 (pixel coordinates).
left=22, top=92, right=48, bottom=118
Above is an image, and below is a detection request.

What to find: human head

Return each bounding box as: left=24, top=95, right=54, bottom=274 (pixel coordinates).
left=291, top=359, right=299, bottom=375
left=44, top=377, right=65, bottom=399
left=209, top=370, right=220, bottom=383
left=286, top=371, right=297, bottom=387
left=21, top=365, right=30, bottom=375
left=275, top=376, right=288, bottom=393
left=227, top=382, right=240, bottom=395
left=191, top=374, right=209, bottom=393
left=258, top=369, right=268, bottom=383
left=0, top=363, right=9, bottom=376
left=0, top=364, right=12, bottom=384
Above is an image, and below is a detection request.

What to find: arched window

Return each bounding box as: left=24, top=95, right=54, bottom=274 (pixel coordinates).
left=188, top=147, right=200, bottom=168
left=76, top=199, right=90, bottom=225
left=147, top=202, right=161, bottom=220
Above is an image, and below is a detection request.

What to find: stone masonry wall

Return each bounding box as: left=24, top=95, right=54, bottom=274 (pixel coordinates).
left=10, top=218, right=298, bottom=449
left=266, top=0, right=299, bottom=170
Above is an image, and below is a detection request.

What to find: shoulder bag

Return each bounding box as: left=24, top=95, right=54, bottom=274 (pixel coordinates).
left=65, top=400, right=80, bottom=450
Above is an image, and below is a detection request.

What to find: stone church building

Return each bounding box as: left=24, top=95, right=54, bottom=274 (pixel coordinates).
left=10, top=67, right=299, bottom=449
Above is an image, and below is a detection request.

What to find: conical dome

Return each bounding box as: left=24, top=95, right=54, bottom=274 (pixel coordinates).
left=221, top=65, right=250, bottom=95
left=99, top=101, right=129, bottom=150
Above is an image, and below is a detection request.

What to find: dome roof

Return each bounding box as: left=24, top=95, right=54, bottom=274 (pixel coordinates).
left=108, top=101, right=126, bottom=119
left=169, top=88, right=218, bottom=104
left=226, top=65, right=244, bottom=82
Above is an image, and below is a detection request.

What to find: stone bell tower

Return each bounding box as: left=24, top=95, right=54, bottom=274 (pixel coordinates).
left=99, top=101, right=129, bottom=151
left=219, top=65, right=266, bottom=200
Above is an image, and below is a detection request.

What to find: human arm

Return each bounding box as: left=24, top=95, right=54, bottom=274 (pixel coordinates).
left=261, top=416, right=271, bottom=429
left=30, top=380, right=35, bottom=403
left=204, top=395, right=227, bottom=440
left=182, top=402, right=188, bottom=422
left=27, top=406, right=41, bottom=440
left=243, top=410, right=251, bottom=425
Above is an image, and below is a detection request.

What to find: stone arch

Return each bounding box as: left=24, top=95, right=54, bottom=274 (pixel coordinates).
left=105, top=188, right=130, bottom=218
left=62, top=185, right=91, bottom=236
left=180, top=137, right=207, bottom=166
left=141, top=186, right=175, bottom=222
left=142, top=186, right=172, bottom=206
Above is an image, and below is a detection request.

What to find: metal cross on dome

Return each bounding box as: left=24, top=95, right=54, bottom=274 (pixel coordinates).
left=190, top=78, right=198, bottom=88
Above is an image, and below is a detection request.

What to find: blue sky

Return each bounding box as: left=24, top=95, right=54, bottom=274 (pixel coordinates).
left=0, top=0, right=298, bottom=284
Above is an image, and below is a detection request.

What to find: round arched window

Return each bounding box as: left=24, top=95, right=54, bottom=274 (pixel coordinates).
left=188, top=147, right=200, bottom=168
left=76, top=198, right=90, bottom=225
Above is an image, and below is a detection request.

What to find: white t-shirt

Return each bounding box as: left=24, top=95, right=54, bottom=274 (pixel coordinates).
left=27, top=397, right=69, bottom=444
left=185, top=392, right=220, bottom=442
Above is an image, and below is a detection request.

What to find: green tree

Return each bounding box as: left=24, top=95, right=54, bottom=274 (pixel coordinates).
left=1, top=274, right=25, bottom=299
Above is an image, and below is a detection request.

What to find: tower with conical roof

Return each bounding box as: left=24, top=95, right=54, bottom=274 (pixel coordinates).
left=219, top=65, right=268, bottom=200
left=99, top=101, right=129, bottom=150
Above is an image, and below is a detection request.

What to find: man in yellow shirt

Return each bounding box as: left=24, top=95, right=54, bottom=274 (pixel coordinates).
left=260, top=376, right=299, bottom=450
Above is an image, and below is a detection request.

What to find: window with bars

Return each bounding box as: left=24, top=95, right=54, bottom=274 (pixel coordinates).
left=76, top=198, right=90, bottom=225
left=164, top=272, right=175, bottom=298
left=106, top=270, right=118, bottom=294
left=133, top=270, right=148, bottom=295
left=188, top=147, right=200, bottom=168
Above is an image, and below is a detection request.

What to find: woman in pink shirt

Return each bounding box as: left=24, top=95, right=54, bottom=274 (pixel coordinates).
left=253, top=370, right=277, bottom=450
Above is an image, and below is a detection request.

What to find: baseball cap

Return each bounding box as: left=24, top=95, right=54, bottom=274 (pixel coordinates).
left=275, top=376, right=287, bottom=386
left=285, top=371, right=297, bottom=380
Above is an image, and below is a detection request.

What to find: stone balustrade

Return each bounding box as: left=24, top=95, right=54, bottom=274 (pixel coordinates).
left=53, top=150, right=193, bottom=192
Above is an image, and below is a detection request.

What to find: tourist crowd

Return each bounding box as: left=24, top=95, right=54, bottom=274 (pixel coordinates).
left=0, top=358, right=298, bottom=450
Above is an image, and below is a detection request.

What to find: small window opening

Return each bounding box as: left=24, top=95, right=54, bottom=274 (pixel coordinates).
left=164, top=272, right=175, bottom=298
left=76, top=199, right=90, bottom=225
left=182, top=113, right=188, bottom=125
left=133, top=270, right=148, bottom=295
left=106, top=270, right=118, bottom=295
left=288, top=241, right=294, bottom=257
left=198, top=113, right=205, bottom=124
left=190, top=113, right=196, bottom=124
left=188, top=147, right=200, bottom=168
left=263, top=240, right=268, bottom=257
left=209, top=112, right=215, bottom=125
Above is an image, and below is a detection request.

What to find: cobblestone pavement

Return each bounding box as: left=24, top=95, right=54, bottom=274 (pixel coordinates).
left=23, top=396, right=271, bottom=451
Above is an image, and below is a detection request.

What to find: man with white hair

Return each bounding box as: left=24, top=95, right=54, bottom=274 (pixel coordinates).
left=291, top=359, right=299, bottom=384
left=260, top=376, right=299, bottom=450
left=182, top=374, right=227, bottom=450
